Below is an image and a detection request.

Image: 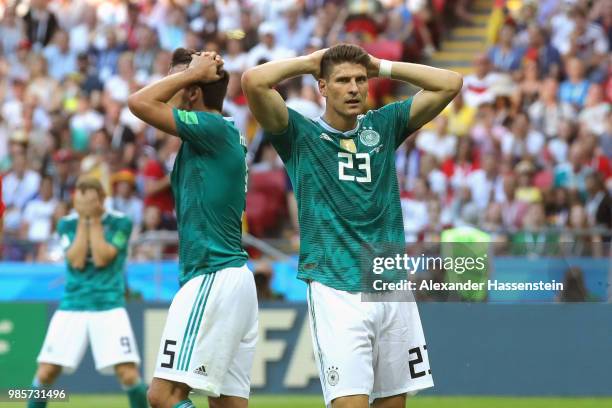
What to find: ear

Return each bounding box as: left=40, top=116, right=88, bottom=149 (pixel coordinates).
left=187, top=85, right=201, bottom=106
left=318, top=78, right=327, bottom=98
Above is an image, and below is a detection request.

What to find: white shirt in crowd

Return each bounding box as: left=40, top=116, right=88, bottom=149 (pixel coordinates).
left=416, top=130, right=457, bottom=161
left=22, top=197, right=58, bottom=242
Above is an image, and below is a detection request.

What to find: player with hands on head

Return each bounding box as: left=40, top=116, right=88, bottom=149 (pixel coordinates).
left=242, top=44, right=462, bottom=408
left=129, top=48, right=257, bottom=408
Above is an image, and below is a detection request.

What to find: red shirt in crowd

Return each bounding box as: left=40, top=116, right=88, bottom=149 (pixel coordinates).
left=142, top=158, right=174, bottom=215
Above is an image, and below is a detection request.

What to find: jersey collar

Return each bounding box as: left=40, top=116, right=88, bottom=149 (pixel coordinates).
left=316, top=114, right=364, bottom=137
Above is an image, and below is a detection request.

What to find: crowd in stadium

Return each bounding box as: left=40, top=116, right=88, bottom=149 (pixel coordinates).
left=0, top=0, right=610, bottom=264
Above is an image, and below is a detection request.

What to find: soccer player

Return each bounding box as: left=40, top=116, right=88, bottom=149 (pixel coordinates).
left=128, top=49, right=257, bottom=408
left=242, top=44, right=462, bottom=408
left=30, top=176, right=146, bottom=408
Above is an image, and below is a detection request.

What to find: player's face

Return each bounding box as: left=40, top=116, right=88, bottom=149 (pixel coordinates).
left=319, top=62, right=368, bottom=118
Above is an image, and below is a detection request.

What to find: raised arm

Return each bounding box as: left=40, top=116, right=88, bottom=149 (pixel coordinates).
left=128, top=52, right=223, bottom=135
left=370, top=58, right=463, bottom=131
left=241, top=50, right=325, bottom=133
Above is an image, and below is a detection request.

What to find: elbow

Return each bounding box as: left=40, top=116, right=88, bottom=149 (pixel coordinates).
left=93, top=257, right=110, bottom=269
left=69, top=258, right=85, bottom=270
left=448, top=72, right=463, bottom=94
left=241, top=70, right=254, bottom=94
left=127, top=94, right=144, bottom=117
left=241, top=69, right=266, bottom=94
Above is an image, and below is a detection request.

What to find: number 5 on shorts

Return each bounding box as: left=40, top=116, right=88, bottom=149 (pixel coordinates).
left=161, top=339, right=177, bottom=368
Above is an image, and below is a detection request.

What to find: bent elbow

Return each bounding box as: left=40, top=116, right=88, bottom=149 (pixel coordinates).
left=241, top=70, right=253, bottom=92
left=449, top=72, right=463, bottom=94
left=127, top=94, right=144, bottom=117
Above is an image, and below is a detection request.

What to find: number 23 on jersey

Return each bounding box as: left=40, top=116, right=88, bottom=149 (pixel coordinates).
left=338, top=152, right=371, bottom=183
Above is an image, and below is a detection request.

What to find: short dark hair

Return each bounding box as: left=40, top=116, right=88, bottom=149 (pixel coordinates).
left=170, top=47, right=229, bottom=111
left=320, top=44, right=370, bottom=79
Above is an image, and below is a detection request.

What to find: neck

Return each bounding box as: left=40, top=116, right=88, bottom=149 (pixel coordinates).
left=323, top=109, right=357, bottom=132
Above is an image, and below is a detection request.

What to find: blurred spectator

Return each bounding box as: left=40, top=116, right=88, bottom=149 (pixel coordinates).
left=562, top=203, right=601, bottom=256
left=0, top=6, right=24, bottom=57
left=515, top=160, right=542, bottom=204
left=106, top=169, right=143, bottom=229
left=92, top=27, right=128, bottom=82
left=416, top=116, right=457, bottom=162
left=559, top=58, right=591, bottom=109
left=80, top=129, right=112, bottom=194
left=285, top=78, right=324, bottom=119
left=20, top=175, right=57, bottom=247
left=276, top=3, right=315, bottom=54
left=2, top=151, right=41, bottom=232
left=69, top=94, right=104, bottom=152
left=133, top=26, right=160, bottom=83
left=159, top=6, right=187, bottom=51
left=43, top=29, right=77, bottom=81
left=521, top=24, right=562, bottom=79
left=466, top=153, right=504, bottom=211
left=578, top=84, right=611, bottom=136
left=488, top=24, right=523, bottom=73
left=441, top=92, right=476, bottom=138
left=104, top=52, right=137, bottom=103
left=501, top=112, right=545, bottom=164
left=499, top=174, right=528, bottom=230
left=23, top=0, right=59, bottom=50
left=50, top=148, right=77, bottom=202
left=401, top=177, right=431, bottom=242
left=585, top=171, right=612, bottom=232
left=511, top=202, right=559, bottom=256
left=246, top=21, right=296, bottom=69
left=75, top=52, right=103, bottom=95
left=557, top=7, right=608, bottom=73
left=528, top=78, right=576, bottom=139
left=462, top=54, right=500, bottom=108
left=189, top=3, right=218, bottom=44
left=140, top=142, right=175, bottom=220
left=554, top=142, right=591, bottom=193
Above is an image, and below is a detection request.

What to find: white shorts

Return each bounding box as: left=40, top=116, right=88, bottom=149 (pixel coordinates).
left=153, top=264, right=258, bottom=398
left=37, top=307, right=140, bottom=375
left=307, top=281, right=434, bottom=406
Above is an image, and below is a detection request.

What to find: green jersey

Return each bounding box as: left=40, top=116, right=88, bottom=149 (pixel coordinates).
left=265, top=98, right=414, bottom=291
left=172, top=109, right=248, bottom=286
left=58, top=211, right=132, bottom=311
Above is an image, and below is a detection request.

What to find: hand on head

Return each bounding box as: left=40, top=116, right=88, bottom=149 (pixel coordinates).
left=188, top=51, right=224, bottom=83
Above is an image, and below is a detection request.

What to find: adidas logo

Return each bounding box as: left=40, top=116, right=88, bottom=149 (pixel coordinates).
left=193, top=365, right=208, bottom=376
left=320, top=133, right=333, bottom=142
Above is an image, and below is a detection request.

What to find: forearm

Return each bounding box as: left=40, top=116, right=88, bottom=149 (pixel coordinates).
left=88, top=218, right=117, bottom=268
left=129, top=68, right=199, bottom=106
left=386, top=61, right=463, bottom=93
left=66, top=220, right=89, bottom=269
left=242, top=56, right=317, bottom=90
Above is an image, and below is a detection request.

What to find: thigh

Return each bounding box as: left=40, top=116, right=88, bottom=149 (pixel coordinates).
left=372, top=301, right=433, bottom=401
left=218, top=302, right=258, bottom=399
left=37, top=310, right=89, bottom=374
left=307, top=281, right=375, bottom=407
left=88, top=308, right=141, bottom=374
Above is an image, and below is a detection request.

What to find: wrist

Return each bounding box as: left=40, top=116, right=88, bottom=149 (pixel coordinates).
left=378, top=59, right=392, bottom=78
left=305, top=55, right=320, bottom=76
